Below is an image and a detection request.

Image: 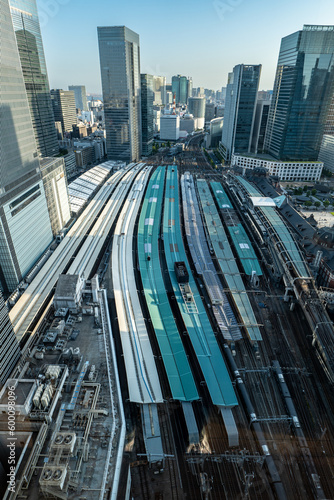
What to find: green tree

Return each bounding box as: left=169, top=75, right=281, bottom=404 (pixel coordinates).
left=303, top=185, right=308, bottom=192
left=311, top=189, right=317, bottom=196
left=324, top=199, right=330, bottom=207
left=167, top=141, right=171, bottom=148
left=307, top=190, right=311, bottom=197
left=304, top=201, right=312, bottom=207
left=314, top=201, right=321, bottom=208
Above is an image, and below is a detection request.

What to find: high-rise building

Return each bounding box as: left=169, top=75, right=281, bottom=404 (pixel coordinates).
left=264, top=25, right=334, bottom=161
left=166, top=91, right=173, bottom=105
left=0, top=0, right=53, bottom=293
left=172, top=75, right=180, bottom=105
left=187, top=78, right=193, bottom=103
left=9, top=0, right=59, bottom=157
left=205, top=102, right=216, bottom=122
left=220, top=64, right=261, bottom=161
left=141, top=74, right=154, bottom=156
left=97, top=26, right=141, bottom=162
left=153, top=76, right=166, bottom=105
left=179, top=76, right=188, bottom=105
left=251, top=99, right=271, bottom=154
left=50, top=89, right=77, bottom=136
left=0, top=291, right=20, bottom=385
left=171, top=75, right=192, bottom=105
left=188, top=97, right=206, bottom=129
left=69, top=85, right=88, bottom=112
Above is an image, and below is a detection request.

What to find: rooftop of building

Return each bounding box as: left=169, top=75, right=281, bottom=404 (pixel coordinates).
left=0, top=282, right=123, bottom=499
left=54, top=274, right=80, bottom=299
left=233, top=152, right=323, bottom=164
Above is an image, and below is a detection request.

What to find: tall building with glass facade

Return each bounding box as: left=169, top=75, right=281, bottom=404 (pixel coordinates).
left=251, top=99, right=271, bottom=154
left=97, top=26, right=141, bottom=162
left=221, top=64, right=261, bottom=161
left=153, top=76, right=166, bottom=105
left=141, top=74, right=154, bottom=156
left=50, top=89, right=77, bottom=136
left=264, top=25, right=334, bottom=161
left=69, top=85, right=88, bottom=111
left=188, top=97, right=206, bottom=129
left=9, top=0, right=59, bottom=157
left=171, top=75, right=192, bottom=105
left=0, top=0, right=53, bottom=293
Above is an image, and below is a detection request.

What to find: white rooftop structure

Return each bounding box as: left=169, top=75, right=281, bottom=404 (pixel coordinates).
left=68, top=161, right=117, bottom=213
left=250, top=196, right=276, bottom=207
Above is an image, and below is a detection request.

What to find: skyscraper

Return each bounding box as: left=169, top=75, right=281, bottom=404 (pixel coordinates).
left=251, top=99, right=271, bottom=154
left=264, top=25, right=334, bottom=161
left=179, top=76, right=188, bottom=105
left=9, top=0, right=59, bottom=157
left=221, top=64, right=261, bottom=161
left=69, top=85, right=88, bottom=112
left=97, top=26, right=141, bottom=162
left=172, top=75, right=180, bottom=105
left=171, top=75, right=192, bottom=105
left=0, top=0, right=53, bottom=293
left=188, top=97, right=206, bottom=129
left=50, top=89, right=77, bottom=136
left=153, top=76, right=166, bottom=105
left=141, top=74, right=154, bottom=156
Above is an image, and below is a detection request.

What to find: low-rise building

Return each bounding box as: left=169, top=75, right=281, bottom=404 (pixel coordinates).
left=232, top=153, right=323, bottom=182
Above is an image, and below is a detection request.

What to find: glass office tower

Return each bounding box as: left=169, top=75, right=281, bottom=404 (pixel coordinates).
left=50, top=89, right=77, bottom=136
left=221, top=64, right=261, bottom=161
left=171, top=75, right=192, bottom=105
left=172, top=75, right=180, bottom=105
left=179, top=76, right=188, bottom=105
left=141, top=74, right=154, bottom=156
left=0, top=0, right=53, bottom=293
left=97, top=26, right=141, bottom=162
left=69, top=85, right=88, bottom=112
left=265, top=25, right=334, bottom=161
left=9, top=0, right=59, bottom=157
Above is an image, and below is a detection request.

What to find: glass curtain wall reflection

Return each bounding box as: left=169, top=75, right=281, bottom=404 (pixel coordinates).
left=98, top=26, right=141, bottom=162
left=9, top=0, right=59, bottom=157
left=265, top=25, right=334, bottom=160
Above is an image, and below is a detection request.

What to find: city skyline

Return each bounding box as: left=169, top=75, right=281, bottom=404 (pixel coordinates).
left=37, top=0, right=334, bottom=93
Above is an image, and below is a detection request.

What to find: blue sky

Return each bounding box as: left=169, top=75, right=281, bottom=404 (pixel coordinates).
left=37, top=0, right=334, bottom=93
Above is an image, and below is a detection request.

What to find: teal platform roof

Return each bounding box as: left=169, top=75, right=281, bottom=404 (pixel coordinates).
left=210, top=182, right=262, bottom=277
left=137, top=166, right=198, bottom=402
left=162, top=166, right=238, bottom=408
left=236, top=176, right=310, bottom=279
left=197, top=179, right=262, bottom=343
